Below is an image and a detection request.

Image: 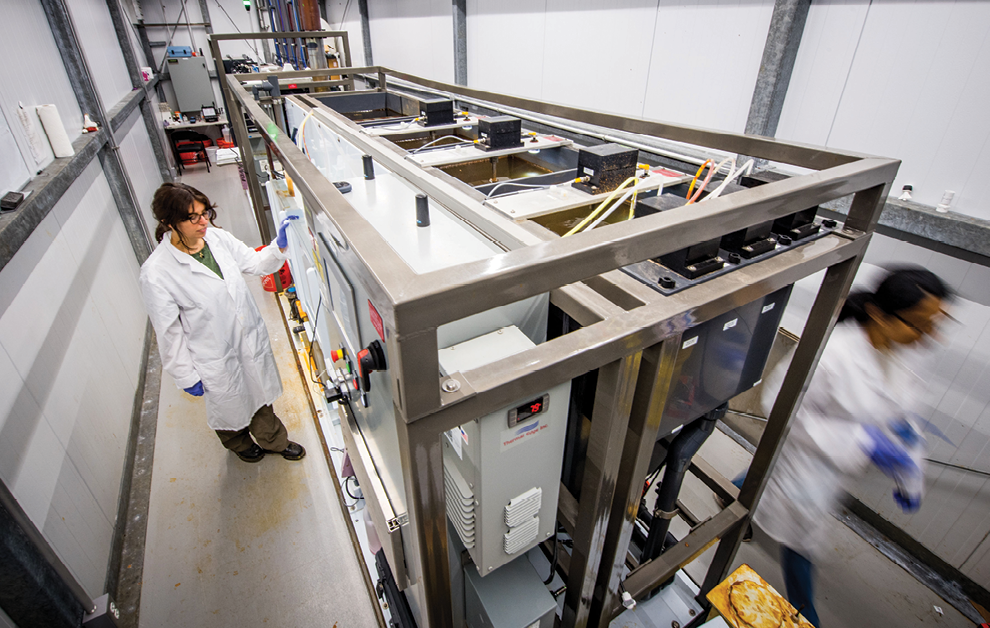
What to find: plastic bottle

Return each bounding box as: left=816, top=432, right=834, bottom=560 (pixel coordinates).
left=222, top=125, right=232, bottom=144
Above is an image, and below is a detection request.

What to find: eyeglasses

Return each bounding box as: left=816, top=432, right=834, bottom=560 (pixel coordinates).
left=892, top=309, right=956, bottom=333
left=183, top=212, right=210, bottom=223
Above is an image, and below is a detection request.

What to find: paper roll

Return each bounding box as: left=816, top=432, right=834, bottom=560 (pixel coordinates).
left=17, top=102, right=48, bottom=164
left=36, top=104, right=74, bottom=158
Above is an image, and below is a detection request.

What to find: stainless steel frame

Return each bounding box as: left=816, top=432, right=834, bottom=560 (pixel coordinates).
left=209, top=35, right=895, bottom=628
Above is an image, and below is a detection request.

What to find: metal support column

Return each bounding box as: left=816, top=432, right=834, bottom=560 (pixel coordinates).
left=358, top=0, right=373, bottom=66
left=396, top=415, right=454, bottom=628
left=590, top=338, right=681, bottom=625
left=214, top=36, right=272, bottom=243
left=452, top=0, right=467, bottom=86
left=41, top=0, right=152, bottom=263
left=105, top=0, right=175, bottom=183
left=562, top=354, right=642, bottom=628
left=744, top=0, right=811, bottom=139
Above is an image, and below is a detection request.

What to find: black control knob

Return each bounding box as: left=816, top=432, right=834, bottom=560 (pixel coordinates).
left=658, top=276, right=676, bottom=290
left=357, top=340, right=387, bottom=393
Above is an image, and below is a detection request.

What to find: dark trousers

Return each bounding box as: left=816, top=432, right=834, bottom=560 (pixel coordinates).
left=734, top=472, right=820, bottom=626
left=215, top=404, right=289, bottom=453
left=781, top=546, right=821, bottom=627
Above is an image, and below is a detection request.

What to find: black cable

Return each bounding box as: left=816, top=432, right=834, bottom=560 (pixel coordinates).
left=344, top=475, right=362, bottom=501
left=544, top=526, right=559, bottom=585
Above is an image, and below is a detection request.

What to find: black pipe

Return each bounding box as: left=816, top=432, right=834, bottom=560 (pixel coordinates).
left=641, top=403, right=726, bottom=563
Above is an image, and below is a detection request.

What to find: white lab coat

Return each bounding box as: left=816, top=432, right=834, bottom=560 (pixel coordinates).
left=754, top=323, right=927, bottom=558
left=140, top=228, right=288, bottom=431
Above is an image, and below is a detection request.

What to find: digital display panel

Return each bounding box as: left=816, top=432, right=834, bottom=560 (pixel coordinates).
left=508, top=393, right=550, bottom=427
left=515, top=398, right=545, bottom=422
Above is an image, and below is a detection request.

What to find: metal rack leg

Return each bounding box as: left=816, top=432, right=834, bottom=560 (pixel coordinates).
left=591, top=337, right=682, bottom=625
left=562, top=353, right=643, bottom=628
left=396, top=415, right=454, bottom=628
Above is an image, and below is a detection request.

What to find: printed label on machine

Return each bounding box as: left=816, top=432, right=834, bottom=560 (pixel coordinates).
left=682, top=336, right=698, bottom=349
left=500, top=419, right=548, bottom=452
left=446, top=427, right=467, bottom=459
left=762, top=303, right=776, bottom=314
left=368, top=299, right=385, bottom=341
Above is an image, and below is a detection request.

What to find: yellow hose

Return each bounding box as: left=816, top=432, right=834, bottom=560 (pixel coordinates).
left=563, top=177, right=639, bottom=237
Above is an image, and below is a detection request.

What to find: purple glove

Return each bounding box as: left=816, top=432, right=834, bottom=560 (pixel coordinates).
left=276, top=215, right=299, bottom=249
left=863, top=425, right=915, bottom=477
left=894, top=489, right=921, bottom=513
left=184, top=381, right=204, bottom=396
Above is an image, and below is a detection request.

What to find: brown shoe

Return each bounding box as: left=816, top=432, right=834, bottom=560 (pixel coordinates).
left=268, top=441, right=305, bottom=461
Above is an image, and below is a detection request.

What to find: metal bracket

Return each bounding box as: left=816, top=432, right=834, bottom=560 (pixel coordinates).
left=387, top=513, right=409, bottom=532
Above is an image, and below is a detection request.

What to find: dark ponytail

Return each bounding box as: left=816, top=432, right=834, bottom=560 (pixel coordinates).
left=839, top=266, right=952, bottom=323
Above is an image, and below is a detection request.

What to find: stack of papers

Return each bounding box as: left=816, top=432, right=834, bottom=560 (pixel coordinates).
left=216, top=148, right=240, bottom=165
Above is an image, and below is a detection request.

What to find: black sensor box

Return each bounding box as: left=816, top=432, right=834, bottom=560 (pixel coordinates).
left=419, top=98, right=455, bottom=127
left=773, top=206, right=820, bottom=240
left=479, top=116, right=523, bottom=151
left=637, top=194, right=723, bottom=279
left=572, top=144, right=638, bottom=194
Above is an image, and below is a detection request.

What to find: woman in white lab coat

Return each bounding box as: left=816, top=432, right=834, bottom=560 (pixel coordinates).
left=140, top=182, right=304, bottom=463
left=754, top=267, right=952, bottom=627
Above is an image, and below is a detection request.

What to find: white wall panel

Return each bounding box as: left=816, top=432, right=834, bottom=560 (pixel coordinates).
left=641, top=0, right=773, bottom=132
left=67, top=0, right=134, bottom=111
left=963, top=529, right=990, bottom=584
left=119, top=109, right=165, bottom=234
left=0, top=160, right=146, bottom=598
left=777, top=0, right=990, bottom=220
left=0, top=106, right=31, bottom=197
left=327, top=0, right=367, bottom=66
left=0, top=1, right=84, bottom=173
left=368, top=0, right=454, bottom=83
left=775, top=1, right=868, bottom=147
left=467, top=0, right=547, bottom=99
left=540, top=1, right=657, bottom=117
left=466, top=0, right=770, bottom=130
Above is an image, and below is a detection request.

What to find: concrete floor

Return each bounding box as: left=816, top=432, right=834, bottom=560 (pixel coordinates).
left=137, top=162, right=379, bottom=627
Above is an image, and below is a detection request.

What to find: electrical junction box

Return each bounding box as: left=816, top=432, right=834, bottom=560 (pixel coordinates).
left=419, top=98, right=455, bottom=127
left=167, top=56, right=215, bottom=114
left=464, top=556, right=557, bottom=628
left=440, top=326, right=570, bottom=576
left=166, top=45, right=192, bottom=57
left=572, top=143, right=638, bottom=194
left=479, top=116, right=523, bottom=151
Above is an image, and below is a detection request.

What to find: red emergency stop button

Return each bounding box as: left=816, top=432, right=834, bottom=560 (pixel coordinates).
left=330, top=349, right=346, bottom=363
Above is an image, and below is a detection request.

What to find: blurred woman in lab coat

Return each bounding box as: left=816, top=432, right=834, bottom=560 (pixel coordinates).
left=140, top=182, right=305, bottom=463
left=754, top=267, right=952, bottom=627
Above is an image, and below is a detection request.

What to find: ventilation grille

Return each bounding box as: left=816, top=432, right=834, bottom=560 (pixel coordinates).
left=444, top=461, right=476, bottom=548
left=503, top=487, right=542, bottom=555
left=504, top=487, right=542, bottom=527
left=504, top=517, right=540, bottom=555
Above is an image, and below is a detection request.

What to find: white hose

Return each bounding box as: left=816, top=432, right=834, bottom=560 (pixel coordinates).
left=704, top=159, right=755, bottom=201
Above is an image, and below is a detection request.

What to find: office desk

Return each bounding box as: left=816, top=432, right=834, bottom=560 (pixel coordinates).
left=164, top=116, right=228, bottom=173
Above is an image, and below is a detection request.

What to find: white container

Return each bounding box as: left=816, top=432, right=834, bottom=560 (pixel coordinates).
left=206, top=146, right=218, bottom=163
